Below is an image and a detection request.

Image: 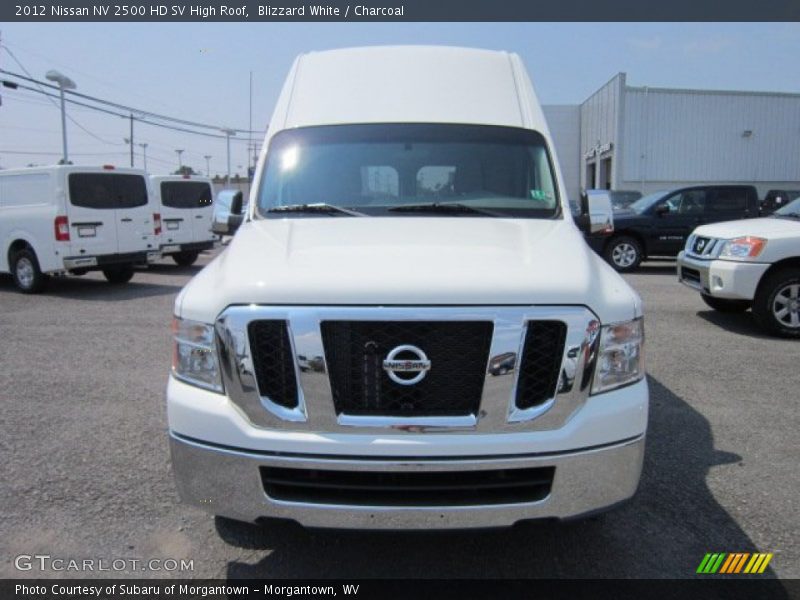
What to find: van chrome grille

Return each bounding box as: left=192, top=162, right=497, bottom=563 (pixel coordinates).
left=515, top=321, right=567, bottom=409
left=320, top=321, right=493, bottom=417
left=248, top=320, right=299, bottom=409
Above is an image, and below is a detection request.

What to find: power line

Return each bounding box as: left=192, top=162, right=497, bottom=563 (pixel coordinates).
left=2, top=45, right=124, bottom=146
left=0, top=63, right=266, bottom=136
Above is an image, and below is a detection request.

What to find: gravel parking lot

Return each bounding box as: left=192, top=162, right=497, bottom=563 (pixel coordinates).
left=0, top=250, right=797, bottom=582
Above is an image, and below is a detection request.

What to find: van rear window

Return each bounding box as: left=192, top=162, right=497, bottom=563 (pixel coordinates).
left=160, top=181, right=213, bottom=209
left=68, top=173, right=148, bottom=210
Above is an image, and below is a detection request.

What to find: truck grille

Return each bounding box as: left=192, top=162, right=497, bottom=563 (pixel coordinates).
left=689, top=235, right=718, bottom=258
left=320, top=321, right=493, bottom=417
left=515, top=321, right=567, bottom=409
left=261, top=466, right=555, bottom=506
left=681, top=267, right=701, bottom=286
left=248, top=320, right=299, bottom=409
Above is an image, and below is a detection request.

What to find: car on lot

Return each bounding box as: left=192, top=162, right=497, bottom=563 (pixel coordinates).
left=167, top=46, right=648, bottom=531
left=760, top=189, right=800, bottom=216
left=0, top=165, right=160, bottom=292
left=586, top=184, right=759, bottom=272
left=152, top=175, right=216, bottom=266
left=678, top=197, right=800, bottom=337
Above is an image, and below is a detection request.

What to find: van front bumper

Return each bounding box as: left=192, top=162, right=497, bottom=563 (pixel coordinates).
left=169, top=432, right=645, bottom=529
left=677, top=251, right=768, bottom=300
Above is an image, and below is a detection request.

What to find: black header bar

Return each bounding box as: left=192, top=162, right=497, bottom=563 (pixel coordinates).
left=3, top=0, right=800, bottom=22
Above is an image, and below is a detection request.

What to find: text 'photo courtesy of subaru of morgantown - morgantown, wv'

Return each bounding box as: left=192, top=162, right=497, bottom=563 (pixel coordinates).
left=168, top=46, right=648, bottom=530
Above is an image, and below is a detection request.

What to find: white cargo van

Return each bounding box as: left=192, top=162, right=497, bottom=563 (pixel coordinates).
left=168, top=47, right=648, bottom=530
left=0, top=165, right=160, bottom=292
left=151, top=175, right=216, bottom=266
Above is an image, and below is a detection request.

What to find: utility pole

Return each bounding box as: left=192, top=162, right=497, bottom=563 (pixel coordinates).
left=175, top=148, right=184, bottom=172
left=248, top=70, right=253, bottom=182
left=221, top=129, right=236, bottom=185
left=204, top=155, right=211, bottom=177
left=128, top=114, right=134, bottom=167
left=139, top=143, right=148, bottom=171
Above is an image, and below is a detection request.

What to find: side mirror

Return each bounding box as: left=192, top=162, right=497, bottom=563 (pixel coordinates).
left=585, top=190, right=614, bottom=235
left=212, top=190, right=244, bottom=236
left=655, top=204, right=669, bottom=217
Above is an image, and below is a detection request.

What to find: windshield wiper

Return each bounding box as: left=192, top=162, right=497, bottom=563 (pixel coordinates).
left=266, top=203, right=366, bottom=217
left=388, top=202, right=497, bottom=216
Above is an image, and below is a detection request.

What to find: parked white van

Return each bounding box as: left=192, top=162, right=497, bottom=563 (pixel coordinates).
left=151, top=175, right=216, bottom=266
left=0, top=165, right=160, bottom=292
left=168, top=47, right=647, bottom=530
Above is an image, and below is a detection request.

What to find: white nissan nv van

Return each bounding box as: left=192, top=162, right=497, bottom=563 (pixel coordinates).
left=0, top=165, right=160, bottom=292
left=150, top=175, right=216, bottom=266
left=168, top=47, right=647, bottom=530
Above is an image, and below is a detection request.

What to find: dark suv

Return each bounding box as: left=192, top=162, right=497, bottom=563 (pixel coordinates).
left=586, top=185, right=759, bottom=272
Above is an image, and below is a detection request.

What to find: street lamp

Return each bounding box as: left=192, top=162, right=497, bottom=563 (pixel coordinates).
left=203, top=155, right=212, bottom=177
left=175, top=149, right=184, bottom=172
left=45, top=70, right=76, bottom=164
left=139, top=143, right=149, bottom=171
left=221, top=128, right=236, bottom=185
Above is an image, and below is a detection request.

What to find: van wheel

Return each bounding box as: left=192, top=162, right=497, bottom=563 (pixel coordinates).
left=604, top=236, right=642, bottom=272
left=753, top=268, right=800, bottom=338
left=11, top=249, right=48, bottom=293
left=102, top=265, right=135, bottom=284
left=700, top=294, right=751, bottom=313
left=172, top=251, right=199, bottom=267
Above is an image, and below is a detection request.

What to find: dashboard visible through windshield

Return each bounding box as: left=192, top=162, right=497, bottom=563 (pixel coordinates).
left=255, top=123, right=561, bottom=219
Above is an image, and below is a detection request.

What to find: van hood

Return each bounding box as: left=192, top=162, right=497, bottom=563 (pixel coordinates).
left=694, top=216, right=800, bottom=239
left=176, top=217, right=641, bottom=324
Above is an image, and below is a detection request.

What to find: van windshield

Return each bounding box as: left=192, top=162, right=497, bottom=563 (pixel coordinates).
left=256, top=124, right=561, bottom=219
left=160, top=181, right=212, bottom=209
left=68, top=173, right=148, bottom=209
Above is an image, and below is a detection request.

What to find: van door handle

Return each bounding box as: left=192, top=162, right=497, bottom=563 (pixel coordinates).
left=120, top=218, right=133, bottom=222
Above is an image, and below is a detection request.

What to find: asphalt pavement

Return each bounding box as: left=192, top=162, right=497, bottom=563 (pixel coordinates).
left=0, top=252, right=797, bottom=582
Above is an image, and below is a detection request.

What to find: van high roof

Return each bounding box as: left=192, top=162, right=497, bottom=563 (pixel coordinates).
left=270, top=46, right=549, bottom=133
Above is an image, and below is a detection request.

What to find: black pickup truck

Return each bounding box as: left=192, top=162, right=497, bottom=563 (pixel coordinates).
left=585, top=185, right=759, bottom=272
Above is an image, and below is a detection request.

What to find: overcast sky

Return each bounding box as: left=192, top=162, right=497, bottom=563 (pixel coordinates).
left=1, top=22, right=799, bottom=173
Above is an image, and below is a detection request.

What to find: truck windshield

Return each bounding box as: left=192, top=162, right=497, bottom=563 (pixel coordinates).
left=774, top=198, right=800, bottom=218
left=256, top=124, right=561, bottom=219
left=629, top=190, right=671, bottom=215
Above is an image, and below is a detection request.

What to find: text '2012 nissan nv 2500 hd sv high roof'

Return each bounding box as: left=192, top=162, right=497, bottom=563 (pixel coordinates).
left=1, top=165, right=160, bottom=292
left=168, top=46, right=648, bottom=530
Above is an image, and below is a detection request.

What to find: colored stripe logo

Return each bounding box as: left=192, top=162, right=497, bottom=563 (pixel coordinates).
left=697, top=552, right=773, bottom=574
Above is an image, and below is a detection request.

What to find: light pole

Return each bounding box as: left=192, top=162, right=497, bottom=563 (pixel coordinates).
left=175, top=149, right=184, bottom=172
left=204, top=155, right=211, bottom=177
left=139, top=143, right=149, bottom=171
left=221, top=128, right=236, bottom=185
left=45, top=70, right=76, bottom=164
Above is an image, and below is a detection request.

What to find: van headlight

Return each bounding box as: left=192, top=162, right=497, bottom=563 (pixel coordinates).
left=591, top=317, right=644, bottom=394
left=172, top=317, right=223, bottom=393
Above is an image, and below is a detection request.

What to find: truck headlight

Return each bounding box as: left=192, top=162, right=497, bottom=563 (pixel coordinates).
left=591, top=317, right=644, bottom=394
left=171, top=317, right=223, bottom=393
left=719, top=236, right=767, bottom=259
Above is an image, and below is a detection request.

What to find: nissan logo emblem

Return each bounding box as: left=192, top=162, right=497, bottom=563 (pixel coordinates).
left=382, top=344, right=431, bottom=386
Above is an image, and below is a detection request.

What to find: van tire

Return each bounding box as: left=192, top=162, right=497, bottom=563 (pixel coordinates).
left=173, top=251, right=199, bottom=267
left=102, top=265, right=135, bottom=284
left=700, top=294, right=751, bottom=313
left=604, top=236, right=642, bottom=272
left=752, top=268, right=800, bottom=338
left=11, top=248, right=48, bottom=294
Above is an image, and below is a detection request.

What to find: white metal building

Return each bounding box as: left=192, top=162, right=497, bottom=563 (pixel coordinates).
left=544, top=73, right=800, bottom=202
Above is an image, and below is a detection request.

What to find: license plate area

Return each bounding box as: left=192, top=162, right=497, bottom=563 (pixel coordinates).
left=77, top=227, right=96, bottom=238
left=166, top=221, right=180, bottom=230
